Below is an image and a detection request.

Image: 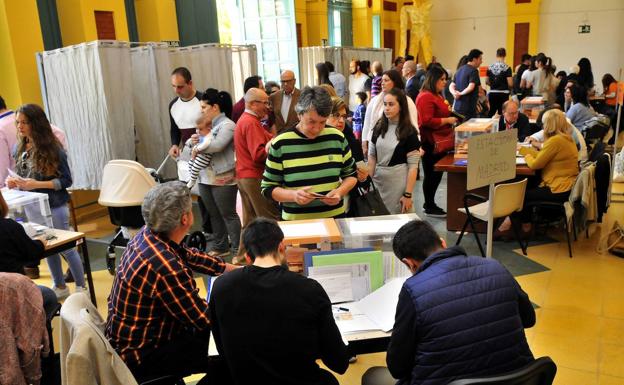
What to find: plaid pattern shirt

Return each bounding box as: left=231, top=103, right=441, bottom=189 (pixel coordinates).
left=105, top=226, right=225, bottom=367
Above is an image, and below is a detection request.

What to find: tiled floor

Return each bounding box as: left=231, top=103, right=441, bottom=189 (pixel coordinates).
left=36, top=184, right=624, bottom=385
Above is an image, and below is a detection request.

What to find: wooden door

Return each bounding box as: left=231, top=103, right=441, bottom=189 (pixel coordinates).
left=513, top=23, right=530, bottom=68
left=383, top=29, right=396, bottom=58
left=94, top=11, right=116, bottom=40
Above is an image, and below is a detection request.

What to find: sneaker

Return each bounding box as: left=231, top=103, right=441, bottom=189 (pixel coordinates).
left=52, top=286, right=70, bottom=300
left=424, top=205, right=447, bottom=218
left=187, top=179, right=196, bottom=189
left=74, top=286, right=89, bottom=296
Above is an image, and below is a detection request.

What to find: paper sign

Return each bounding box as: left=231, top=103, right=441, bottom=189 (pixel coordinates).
left=467, top=129, right=517, bottom=190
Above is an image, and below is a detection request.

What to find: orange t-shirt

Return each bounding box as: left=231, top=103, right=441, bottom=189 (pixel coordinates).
left=606, top=82, right=617, bottom=106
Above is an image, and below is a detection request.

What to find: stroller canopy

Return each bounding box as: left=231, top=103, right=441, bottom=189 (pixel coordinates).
left=98, top=160, right=157, bottom=207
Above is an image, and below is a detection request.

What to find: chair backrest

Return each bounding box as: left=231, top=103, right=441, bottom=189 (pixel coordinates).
left=448, top=356, right=557, bottom=385
left=491, top=178, right=528, bottom=218
left=60, top=293, right=139, bottom=385
left=98, top=160, right=157, bottom=207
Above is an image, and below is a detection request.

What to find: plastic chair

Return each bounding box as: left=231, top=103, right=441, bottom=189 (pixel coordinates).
left=447, top=356, right=557, bottom=385
left=456, top=179, right=528, bottom=258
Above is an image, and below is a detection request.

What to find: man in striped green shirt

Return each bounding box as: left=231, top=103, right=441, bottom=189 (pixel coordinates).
left=262, top=86, right=357, bottom=220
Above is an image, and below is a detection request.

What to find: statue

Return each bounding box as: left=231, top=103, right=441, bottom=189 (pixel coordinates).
left=399, top=0, right=433, bottom=66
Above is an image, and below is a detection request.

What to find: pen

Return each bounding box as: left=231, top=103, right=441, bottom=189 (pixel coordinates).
left=334, top=307, right=349, bottom=312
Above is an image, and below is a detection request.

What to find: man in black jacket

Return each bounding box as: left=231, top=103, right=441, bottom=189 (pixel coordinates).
left=209, top=218, right=349, bottom=385
left=363, top=220, right=535, bottom=385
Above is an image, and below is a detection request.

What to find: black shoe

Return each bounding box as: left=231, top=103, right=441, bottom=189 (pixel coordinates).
left=424, top=205, right=446, bottom=218
left=64, top=268, right=74, bottom=283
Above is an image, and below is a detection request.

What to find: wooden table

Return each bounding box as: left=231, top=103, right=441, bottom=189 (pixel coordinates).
left=44, top=228, right=97, bottom=305
left=434, top=154, right=535, bottom=232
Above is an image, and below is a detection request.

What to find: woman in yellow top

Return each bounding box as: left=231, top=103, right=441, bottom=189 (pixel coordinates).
left=496, top=109, right=579, bottom=239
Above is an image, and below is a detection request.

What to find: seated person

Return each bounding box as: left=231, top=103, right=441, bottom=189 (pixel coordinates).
left=498, top=109, right=579, bottom=238
left=362, top=220, right=535, bottom=385
left=0, top=190, right=58, bottom=318
left=185, top=115, right=213, bottom=189
left=526, top=105, right=587, bottom=162
left=209, top=217, right=349, bottom=385
left=0, top=272, right=50, bottom=385
left=261, top=86, right=357, bottom=220
left=498, top=100, right=531, bottom=141
left=565, top=84, right=596, bottom=129
left=105, top=181, right=237, bottom=384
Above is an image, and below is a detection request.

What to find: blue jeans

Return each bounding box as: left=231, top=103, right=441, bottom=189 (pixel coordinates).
left=47, top=205, right=85, bottom=287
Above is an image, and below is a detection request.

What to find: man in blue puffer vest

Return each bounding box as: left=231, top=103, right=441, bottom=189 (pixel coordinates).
left=363, top=220, right=535, bottom=385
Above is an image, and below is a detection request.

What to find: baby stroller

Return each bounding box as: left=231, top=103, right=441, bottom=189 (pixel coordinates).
left=98, top=159, right=206, bottom=275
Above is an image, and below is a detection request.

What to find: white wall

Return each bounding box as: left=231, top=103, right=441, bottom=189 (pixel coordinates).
left=429, top=0, right=507, bottom=71
left=539, top=0, right=624, bottom=92
left=426, top=0, right=624, bottom=92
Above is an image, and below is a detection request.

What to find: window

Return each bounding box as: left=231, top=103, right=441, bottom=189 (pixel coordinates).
left=328, top=0, right=352, bottom=47
left=237, top=0, right=299, bottom=84
left=332, top=10, right=342, bottom=46
left=372, top=15, right=381, bottom=48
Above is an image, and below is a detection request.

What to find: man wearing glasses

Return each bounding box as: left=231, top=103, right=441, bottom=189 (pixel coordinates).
left=235, top=88, right=280, bottom=243
left=269, top=70, right=301, bottom=134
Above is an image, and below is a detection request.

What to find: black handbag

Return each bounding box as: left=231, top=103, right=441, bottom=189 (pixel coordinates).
left=352, top=179, right=390, bottom=217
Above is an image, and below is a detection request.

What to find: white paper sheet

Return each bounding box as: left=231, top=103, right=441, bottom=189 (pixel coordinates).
left=280, top=222, right=328, bottom=238
left=348, top=219, right=411, bottom=235
left=516, top=157, right=527, bottom=165
left=333, top=302, right=381, bottom=336
left=356, top=277, right=407, bottom=332
left=309, top=263, right=371, bottom=302
left=309, top=272, right=354, bottom=303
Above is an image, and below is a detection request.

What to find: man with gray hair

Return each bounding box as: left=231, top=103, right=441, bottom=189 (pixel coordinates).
left=262, top=86, right=357, bottom=220
left=106, top=181, right=237, bottom=383
left=235, top=88, right=280, bottom=233
left=270, top=69, right=301, bottom=134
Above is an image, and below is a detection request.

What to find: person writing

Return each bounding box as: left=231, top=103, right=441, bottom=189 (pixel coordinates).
left=497, top=109, right=579, bottom=239
left=209, top=217, right=349, bottom=385
left=362, top=220, right=535, bottom=385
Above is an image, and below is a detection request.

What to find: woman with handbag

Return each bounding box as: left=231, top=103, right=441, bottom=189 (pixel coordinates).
left=326, top=97, right=376, bottom=217
left=416, top=66, right=458, bottom=217
left=368, top=88, right=421, bottom=214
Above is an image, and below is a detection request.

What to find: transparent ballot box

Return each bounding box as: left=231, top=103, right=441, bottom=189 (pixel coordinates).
left=1, top=188, right=53, bottom=227
left=454, top=118, right=493, bottom=159
left=520, top=96, right=545, bottom=120
left=335, top=214, right=419, bottom=250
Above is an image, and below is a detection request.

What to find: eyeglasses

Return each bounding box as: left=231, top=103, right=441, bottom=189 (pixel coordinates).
left=252, top=100, right=270, bottom=106
left=331, top=114, right=348, bottom=120
left=280, top=79, right=295, bottom=84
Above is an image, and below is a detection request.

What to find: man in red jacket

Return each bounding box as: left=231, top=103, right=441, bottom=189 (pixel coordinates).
left=235, top=88, right=280, bottom=233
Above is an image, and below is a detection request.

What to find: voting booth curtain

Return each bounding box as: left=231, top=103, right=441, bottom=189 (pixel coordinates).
left=41, top=41, right=136, bottom=189
left=38, top=42, right=258, bottom=187
left=298, top=46, right=393, bottom=88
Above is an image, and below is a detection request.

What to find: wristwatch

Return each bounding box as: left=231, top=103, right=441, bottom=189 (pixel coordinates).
left=402, top=192, right=412, bottom=198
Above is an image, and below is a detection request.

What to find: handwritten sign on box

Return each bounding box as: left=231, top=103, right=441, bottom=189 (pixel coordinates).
left=467, top=129, right=517, bottom=190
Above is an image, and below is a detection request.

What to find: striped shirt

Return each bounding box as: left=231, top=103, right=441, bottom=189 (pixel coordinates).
left=105, top=226, right=226, bottom=367
left=262, top=127, right=356, bottom=220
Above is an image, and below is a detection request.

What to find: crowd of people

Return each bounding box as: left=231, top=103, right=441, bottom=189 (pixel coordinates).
left=0, top=45, right=619, bottom=385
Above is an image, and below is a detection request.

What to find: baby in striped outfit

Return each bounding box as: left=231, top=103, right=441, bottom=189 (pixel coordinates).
left=186, top=120, right=213, bottom=189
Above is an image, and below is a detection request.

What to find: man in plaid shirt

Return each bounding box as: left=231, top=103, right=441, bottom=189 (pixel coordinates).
left=105, top=181, right=237, bottom=383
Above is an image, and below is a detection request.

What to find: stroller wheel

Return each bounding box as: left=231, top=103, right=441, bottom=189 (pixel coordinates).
left=185, top=231, right=207, bottom=251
